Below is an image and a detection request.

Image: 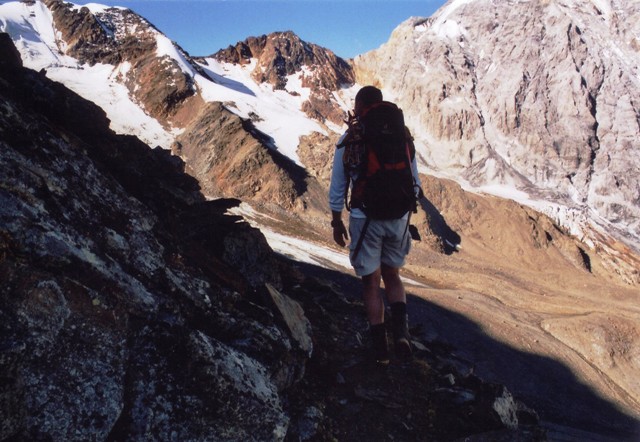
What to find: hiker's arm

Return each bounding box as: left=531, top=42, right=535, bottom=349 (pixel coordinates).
left=329, top=138, right=347, bottom=213
left=329, top=139, right=349, bottom=247
left=411, top=155, right=421, bottom=188
left=411, top=154, right=423, bottom=197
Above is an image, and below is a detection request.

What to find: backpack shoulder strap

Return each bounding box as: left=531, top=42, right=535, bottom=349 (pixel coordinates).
left=405, top=126, right=416, bottom=161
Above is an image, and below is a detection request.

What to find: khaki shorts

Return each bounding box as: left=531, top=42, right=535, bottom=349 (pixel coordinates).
left=348, top=215, right=411, bottom=277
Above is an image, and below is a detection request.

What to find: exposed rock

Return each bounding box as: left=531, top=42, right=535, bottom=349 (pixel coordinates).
left=174, top=101, right=310, bottom=210
left=0, top=35, right=298, bottom=440
left=297, top=131, right=340, bottom=185
left=215, top=31, right=353, bottom=91
left=43, top=0, right=120, bottom=65
left=266, top=284, right=313, bottom=358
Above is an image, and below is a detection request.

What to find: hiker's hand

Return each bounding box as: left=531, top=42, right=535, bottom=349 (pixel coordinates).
left=332, top=220, right=348, bottom=247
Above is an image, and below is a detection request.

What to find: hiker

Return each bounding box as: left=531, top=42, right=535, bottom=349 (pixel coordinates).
left=329, top=85, right=422, bottom=365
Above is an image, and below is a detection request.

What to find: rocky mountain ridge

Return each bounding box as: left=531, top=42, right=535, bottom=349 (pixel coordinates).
left=212, top=31, right=353, bottom=125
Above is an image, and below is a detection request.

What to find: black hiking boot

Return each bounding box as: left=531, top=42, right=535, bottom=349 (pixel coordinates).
left=391, top=303, right=412, bottom=361
left=370, top=323, right=390, bottom=366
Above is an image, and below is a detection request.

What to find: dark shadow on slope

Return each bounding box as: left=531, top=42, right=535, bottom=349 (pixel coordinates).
left=405, top=297, right=640, bottom=442
left=418, top=196, right=461, bottom=255
left=283, top=259, right=640, bottom=441
left=196, top=63, right=257, bottom=97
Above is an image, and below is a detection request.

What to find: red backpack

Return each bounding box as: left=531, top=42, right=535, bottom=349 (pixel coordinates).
left=341, top=101, right=418, bottom=220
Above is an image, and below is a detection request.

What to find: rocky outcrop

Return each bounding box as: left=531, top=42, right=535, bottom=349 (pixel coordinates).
left=214, top=31, right=355, bottom=124
left=215, top=31, right=353, bottom=91
left=43, top=0, right=119, bottom=65
left=353, top=0, right=640, bottom=252
left=0, top=33, right=297, bottom=441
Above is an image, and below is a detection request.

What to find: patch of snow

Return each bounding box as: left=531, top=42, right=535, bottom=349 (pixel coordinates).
left=411, top=0, right=472, bottom=44
left=71, top=3, right=124, bottom=14
left=46, top=62, right=175, bottom=148
left=431, top=0, right=474, bottom=32
left=229, top=202, right=427, bottom=287
left=0, top=1, right=74, bottom=71
left=478, top=184, right=531, bottom=202
left=590, top=0, right=612, bottom=19
left=264, top=227, right=353, bottom=270
left=435, top=19, right=467, bottom=40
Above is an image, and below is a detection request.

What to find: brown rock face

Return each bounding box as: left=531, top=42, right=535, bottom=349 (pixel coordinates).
left=175, top=102, right=311, bottom=210
left=44, top=0, right=120, bottom=64
left=215, top=31, right=353, bottom=90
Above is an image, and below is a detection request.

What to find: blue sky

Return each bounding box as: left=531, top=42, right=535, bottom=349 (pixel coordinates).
left=74, top=0, right=447, bottom=59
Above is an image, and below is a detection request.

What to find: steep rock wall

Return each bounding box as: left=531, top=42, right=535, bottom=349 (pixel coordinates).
left=353, top=0, right=640, bottom=249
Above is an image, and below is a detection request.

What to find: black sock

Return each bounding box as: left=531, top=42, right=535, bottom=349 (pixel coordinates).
left=390, top=302, right=407, bottom=318
left=370, top=323, right=389, bottom=360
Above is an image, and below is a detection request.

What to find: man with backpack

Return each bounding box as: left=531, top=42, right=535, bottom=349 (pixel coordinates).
left=329, top=85, right=422, bottom=365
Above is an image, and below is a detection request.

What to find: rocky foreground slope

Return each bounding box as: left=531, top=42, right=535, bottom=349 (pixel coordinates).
left=1, top=34, right=547, bottom=441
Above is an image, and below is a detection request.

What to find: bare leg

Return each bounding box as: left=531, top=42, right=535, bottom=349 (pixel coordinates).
left=362, top=268, right=390, bottom=364
left=380, top=263, right=405, bottom=304
left=362, top=268, right=384, bottom=325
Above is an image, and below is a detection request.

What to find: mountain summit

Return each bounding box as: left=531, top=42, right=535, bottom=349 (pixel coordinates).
left=210, top=30, right=354, bottom=126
